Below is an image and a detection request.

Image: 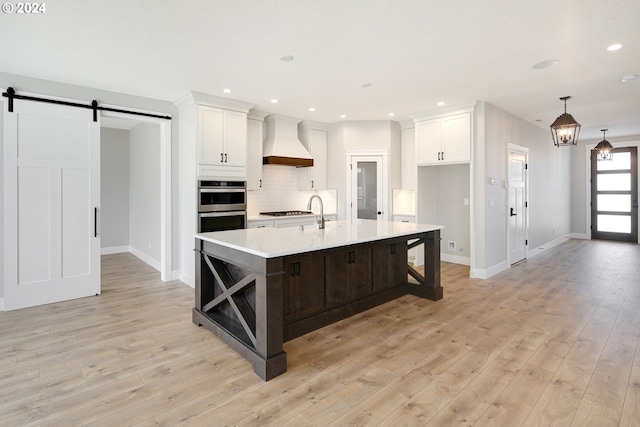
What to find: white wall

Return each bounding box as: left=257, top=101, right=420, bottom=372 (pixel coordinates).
left=129, top=123, right=161, bottom=267
left=417, top=164, right=471, bottom=262
left=327, top=120, right=401, bottom=220
left=474, top=102, right=571, bottom=277
left=100, top=128, right=130, bottom=250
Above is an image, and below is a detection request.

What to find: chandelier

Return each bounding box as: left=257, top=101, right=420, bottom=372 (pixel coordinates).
left=550, top=96, right=581, bottom=147
left=594, top=129, right=614, bottom=161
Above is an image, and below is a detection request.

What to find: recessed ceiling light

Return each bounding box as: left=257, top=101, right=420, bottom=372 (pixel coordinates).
left=340, top=114, right=346, bottom=118
left=388, top=113, right=395, bottom=117
left=361, top=83, right=372, bottom=88
left=223, top=88, right=231, bottom=94
left=437, top=102, right=445, bottom=106
left=532, top=59, right=560, bottom=69
left=607, top=43, right=623, bottom=51
left=621, top=74, right=637, bottom=82
left=280, top=55, right=294, bottom=62
left=271, top=99, right=278, bottom=104
left=309, top=107, right=316, bottom=112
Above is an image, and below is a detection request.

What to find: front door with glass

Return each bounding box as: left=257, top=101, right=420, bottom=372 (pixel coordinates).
left=590, top=147, right=638, bottom=242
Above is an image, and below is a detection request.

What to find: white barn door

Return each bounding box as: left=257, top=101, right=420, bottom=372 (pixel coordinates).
left=3, top=99, right=100, bottom=310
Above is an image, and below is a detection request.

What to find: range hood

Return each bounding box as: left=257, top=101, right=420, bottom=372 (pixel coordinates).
left=263, top=115, right=313, bottom=167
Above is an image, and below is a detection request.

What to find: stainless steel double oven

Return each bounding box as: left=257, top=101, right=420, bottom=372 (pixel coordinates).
left=198, top=180, right=247, bottom=232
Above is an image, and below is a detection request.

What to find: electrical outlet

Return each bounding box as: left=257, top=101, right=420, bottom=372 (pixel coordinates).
left=448, top=241, right=456, bottom=251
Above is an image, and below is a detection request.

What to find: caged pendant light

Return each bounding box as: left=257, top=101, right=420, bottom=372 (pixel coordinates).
left=594, top=129, right=614, bottom=161
left=550, top=96, right=581, bottom=147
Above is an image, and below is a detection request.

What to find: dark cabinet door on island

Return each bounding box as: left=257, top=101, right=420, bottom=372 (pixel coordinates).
left=372, top=241, right=408, bottom=292
left=325, top=246, right=372, bottom=307
left=283, top=254, right=326, bottom=323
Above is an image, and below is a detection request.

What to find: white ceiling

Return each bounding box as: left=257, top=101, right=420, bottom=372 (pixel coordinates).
left=2, top=0, right=639, bottom=140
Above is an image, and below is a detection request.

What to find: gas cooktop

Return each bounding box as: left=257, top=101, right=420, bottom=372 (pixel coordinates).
left=259, top=210, right=313, bottom=216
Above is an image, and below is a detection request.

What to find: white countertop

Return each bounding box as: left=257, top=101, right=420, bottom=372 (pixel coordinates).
left=196, top=219, right=443, bottom=258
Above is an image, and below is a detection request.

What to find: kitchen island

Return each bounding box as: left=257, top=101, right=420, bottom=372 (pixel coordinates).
left=193, top=219, right=443, bottom=380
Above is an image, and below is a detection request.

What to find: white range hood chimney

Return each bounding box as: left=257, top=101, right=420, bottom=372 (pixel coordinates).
left=263, top=115, right=314, bottom=167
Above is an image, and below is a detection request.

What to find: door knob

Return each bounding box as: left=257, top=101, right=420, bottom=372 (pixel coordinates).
left=510, top=207, right=517, bottom=217
left=377, top=211, right=383, bottom=215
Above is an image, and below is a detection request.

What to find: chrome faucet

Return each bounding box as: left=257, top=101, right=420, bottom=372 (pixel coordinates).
left=307, top=195, right=325, bottom=229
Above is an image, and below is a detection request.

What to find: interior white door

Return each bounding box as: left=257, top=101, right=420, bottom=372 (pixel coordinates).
left=3, top=99, right=100, bottom=310
left=349, top=155, right=385, bottom=221
left=508, top=150, right=527, bottom=265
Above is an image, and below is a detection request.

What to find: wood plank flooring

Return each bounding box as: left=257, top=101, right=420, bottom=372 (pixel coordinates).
left=1, top=239, right=640, bottom=426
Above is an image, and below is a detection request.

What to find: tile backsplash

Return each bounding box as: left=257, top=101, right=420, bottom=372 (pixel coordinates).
left=247, top=165, right=337, bottom=216
left=392, top=189, right=416, bottom=215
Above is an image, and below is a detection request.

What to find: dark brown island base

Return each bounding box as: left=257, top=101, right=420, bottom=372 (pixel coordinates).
left=193, top=219, right=443, bottom=380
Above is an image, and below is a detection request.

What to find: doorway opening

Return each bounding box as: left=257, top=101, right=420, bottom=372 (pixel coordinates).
left=100, top=111, right=172, bottom=281
left=590, top=146, right=638, bottom=242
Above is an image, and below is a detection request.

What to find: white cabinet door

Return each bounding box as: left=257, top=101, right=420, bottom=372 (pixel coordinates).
left=247, top=219, right=274, bottom=228
left=198, top=105, right=224, bottom=165
left=442, top=113, right=471, bottom=163
left=224, top=110, right=247, bottom=167
left=416, top=112, right=471, bottom=165
left=197, top=105, right=248, bottom=178
left=246, top=118, right=263, bottom=190
left=274, top=217, right=316, bottom=228
left=3, top=100, right=100, bottom=310
left=415, top=118, right=441, bottom=165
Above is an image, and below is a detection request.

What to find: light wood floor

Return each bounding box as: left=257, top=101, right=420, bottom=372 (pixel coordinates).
left=1, top=239, right=640, bottom=426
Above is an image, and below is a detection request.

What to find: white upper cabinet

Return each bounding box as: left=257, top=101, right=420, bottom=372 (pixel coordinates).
left=415, top=111, right=472, bottom=166
left=298, top=121, right=328, bottom=190
left=198, top=105, right=247, bottom=177
left=246, top=111, right=268, bottom=190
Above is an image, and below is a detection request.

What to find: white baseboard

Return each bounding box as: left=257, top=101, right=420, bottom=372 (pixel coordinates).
left=471, top=260, right=509, bottom=279
left=441, top=253, right=471, bottom=266
left=528, top=235, right=571, bottom=259
left=101, top=245, right=130, bottom=255
left=129, top=247, right=161, bottom=272
left=0, top=298, right=4, bottom=311
left=570, top=233, right=589, bottom=240
left=180, top=273, right=195, bottom=288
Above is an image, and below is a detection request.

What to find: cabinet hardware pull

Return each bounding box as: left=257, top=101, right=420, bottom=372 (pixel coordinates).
left=442, top=151, right=444, bottom=160
left=224, top=153, right=228, bottom=163
left=295, top=262, right=301, bottom=276
left=94, top=207, right=98, bottom=237
left=220, top=153, right=223, bottom=162
left=510, top=207, right=517, bottom=217
left=438, top=152, right=441, bottom=161
left=290, top=263, right=296, bottom=276
left=311, top=180, right=314, bottom=188
left=259, top=179, right=262, bottom=188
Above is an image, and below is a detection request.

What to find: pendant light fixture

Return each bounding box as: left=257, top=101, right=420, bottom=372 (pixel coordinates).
left=594, top=129, right=614, bottom=161
left=550, top=96, right=581, bottom=147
